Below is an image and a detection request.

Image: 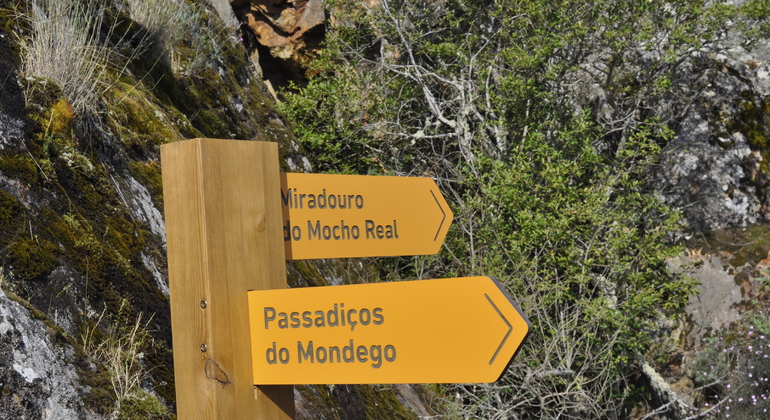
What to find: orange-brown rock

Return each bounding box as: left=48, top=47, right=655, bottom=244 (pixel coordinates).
left=232, top=0, right=324, bottom=53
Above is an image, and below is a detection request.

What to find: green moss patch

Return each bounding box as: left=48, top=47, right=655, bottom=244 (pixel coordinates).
left=22, top=77, right=66, bottom=118
left=128, top=161, right=163, bottom=208
left=356, top=385, right=419, bottom=419
left=117, top=390, right=173, bottom=420
left=0, top=193, right=60, bottom=285
left=6, top=238, right=58, bottom=282
left=0, top=1, right=29, bottom=61
left=729, top=95, right=770, bottom=200
left=686, top=224, right=770, bottom=267
left=105, top=82, right=184, bottom=154
left=0, top=152, right=42, bottom=187
left=0, top=189, right=24, bottom=240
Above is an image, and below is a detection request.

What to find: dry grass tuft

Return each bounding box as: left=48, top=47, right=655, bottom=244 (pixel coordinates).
left=126, top=0, right=193, bottom=64
left=21, top=0, right=110, bottom=115
left=81, top=300, right=154, bottom=411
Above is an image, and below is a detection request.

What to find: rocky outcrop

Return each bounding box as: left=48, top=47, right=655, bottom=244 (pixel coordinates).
left=231, top=0, right=325, bottom=79
left=656, top=35, right=770, bottom=232
left=572, top=21, right=770, bottom=234
left=0, top=289, right=101, bottom=419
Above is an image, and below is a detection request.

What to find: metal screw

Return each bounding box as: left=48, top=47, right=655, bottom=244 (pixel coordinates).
left=200, top=343, right=208, bottom=353
left=200, top=300, right=207, bottom=309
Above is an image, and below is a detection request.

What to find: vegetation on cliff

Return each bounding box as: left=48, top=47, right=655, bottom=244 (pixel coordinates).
left=1, top=0, right=442, bottom=417
left=0, top=0, right=297, bottom=417
left=279, top=0, right=770, bottom=417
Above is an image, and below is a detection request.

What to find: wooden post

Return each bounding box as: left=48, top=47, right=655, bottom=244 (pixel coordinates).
left=161, top=139, right=294, bottom=419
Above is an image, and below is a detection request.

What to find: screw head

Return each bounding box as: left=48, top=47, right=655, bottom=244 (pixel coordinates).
left=200, top=300, right=207, bottom=309
left=200, top=343, right=208, bottom=353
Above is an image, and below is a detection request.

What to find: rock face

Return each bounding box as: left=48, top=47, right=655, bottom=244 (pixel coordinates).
left=0, top=289, right=100, bottom=420
left=231, top=0, right=325, bottom=76
left=657, top=36, right=770, bottom=232
left=668, top=251, right=744, bottom=346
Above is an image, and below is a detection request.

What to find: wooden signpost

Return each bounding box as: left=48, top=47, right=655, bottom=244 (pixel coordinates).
left=161, top=139, right=530, bottom=419
left=162, top=139, right=294, bottom=419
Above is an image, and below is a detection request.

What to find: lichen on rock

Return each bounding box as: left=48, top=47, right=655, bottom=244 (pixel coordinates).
left=656, top=36, right=770, bottom=232
left=0, top=287, right=102, bottom=419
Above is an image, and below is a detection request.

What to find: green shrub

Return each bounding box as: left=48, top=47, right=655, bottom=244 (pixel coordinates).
left=275, top=0, right=770, bottom=416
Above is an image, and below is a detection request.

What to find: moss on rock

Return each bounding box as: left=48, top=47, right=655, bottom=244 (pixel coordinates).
left=0, top=152, right=40, bottom=187
left=729, top=94, right=770, bottom=205
left=0, top=189, right=24, bottom=241
left=686, top=224, right=770, bottom=267
left=6, top=238, right=58, bottom=282
left=117, top=390, right=173, bottom=420
left=355, top=385, right=419, bottom=419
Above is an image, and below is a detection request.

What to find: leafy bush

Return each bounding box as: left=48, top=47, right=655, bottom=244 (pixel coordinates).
left=279, top=0, right=770, bottom=417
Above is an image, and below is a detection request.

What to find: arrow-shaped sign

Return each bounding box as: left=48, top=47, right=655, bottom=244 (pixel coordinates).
left=248, top=276, right=531, bottom=384
left=280, top=173, right=453, bottom=259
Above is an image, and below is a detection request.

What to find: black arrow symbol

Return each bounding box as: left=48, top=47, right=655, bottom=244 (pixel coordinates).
left=431, top=190, right=448, bottom=241
left=485, top=293, right=513, bottom=365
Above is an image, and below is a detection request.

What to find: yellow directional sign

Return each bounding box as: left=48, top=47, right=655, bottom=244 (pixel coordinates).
left=280, top=173, right=453, bottom=259
left=248, top=276, right=530, bottom=384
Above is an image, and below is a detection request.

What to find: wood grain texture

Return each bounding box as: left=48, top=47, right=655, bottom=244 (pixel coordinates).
left=162, top=138, right=294, bottom=419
